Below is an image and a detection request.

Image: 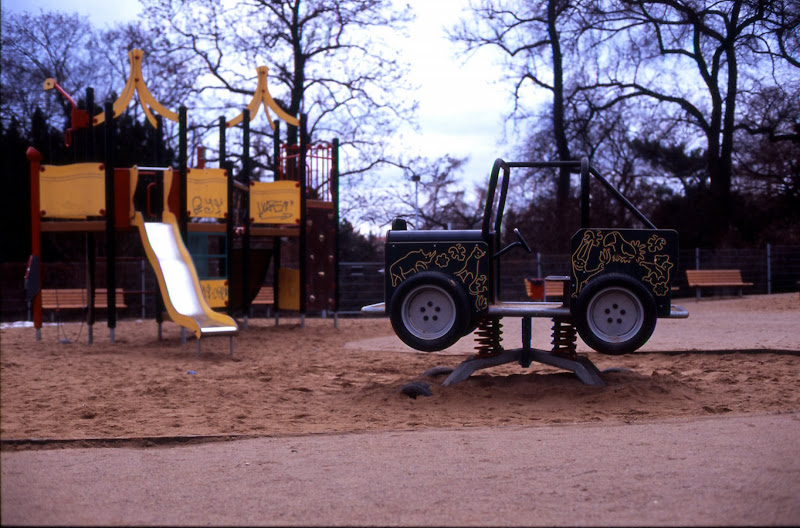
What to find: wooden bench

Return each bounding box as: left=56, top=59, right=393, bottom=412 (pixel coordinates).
left=41, top=288, right=127, bottom=310
left=248, top=286, right=274, bottom=317
left=685, top=269, right=753, bottom=299
left=524, top=276, right=568, bottom=301
left=251, top=286, right=274, bottom=306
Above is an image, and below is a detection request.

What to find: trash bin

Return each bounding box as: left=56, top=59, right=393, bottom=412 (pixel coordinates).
left=525, top=277, right=545, bottom=301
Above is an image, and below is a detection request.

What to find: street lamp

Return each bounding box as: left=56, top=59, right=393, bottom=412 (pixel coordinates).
left=411, top=174, right=420, bottom=228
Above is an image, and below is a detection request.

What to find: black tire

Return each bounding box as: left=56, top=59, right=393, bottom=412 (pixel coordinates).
left=389, top=272, right=470, bottom=352
left=573, top=273, right=657, bottom=355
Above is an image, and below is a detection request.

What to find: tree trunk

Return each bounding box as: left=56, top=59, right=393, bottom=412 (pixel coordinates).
left=548, top=0, right=571, bottom=210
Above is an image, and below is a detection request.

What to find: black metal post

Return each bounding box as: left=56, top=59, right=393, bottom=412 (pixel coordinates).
left=155, top=116, right=164, bottom=166
left=273, top=120, right=280, bottom=181
left=86, top=87, right=94, bottom=161
left=179, top=106, right=188, bottom=239
left=272, top=120, right=281, bottom=318
left=103, top=102, right=116, bottom=341
left=332, top=138, right=340, bottom=315
left=225, top=160, right=235, bottom=316
left=86, top=233, right=96, bottom=344
left=580, top=157, right=590, bottom=228
left=242, top=109, right=251, bottom=323
left=86, top=87, right=96, bottom=343
left=299, top=114, right=308, bottom=319
left=219, top=116, right=226, bottom=166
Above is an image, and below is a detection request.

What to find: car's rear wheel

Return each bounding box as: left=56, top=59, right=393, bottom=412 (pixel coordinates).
left=390, top=272, right=469, bottom=352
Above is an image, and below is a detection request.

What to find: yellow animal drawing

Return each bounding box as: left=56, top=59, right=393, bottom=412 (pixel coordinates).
left=454, top=246, right=488, bottom=304
left=454, top=246, right=486, bottom=285
left=572, top=229, right=674, bottom=297
left=389, top=249, right=436, bottom=287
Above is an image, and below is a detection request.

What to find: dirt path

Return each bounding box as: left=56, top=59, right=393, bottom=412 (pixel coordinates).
left=3, top=412, right=799, bottom=526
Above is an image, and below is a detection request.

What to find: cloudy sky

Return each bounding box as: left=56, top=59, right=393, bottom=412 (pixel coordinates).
left=5, top=0, right=523, bottom=201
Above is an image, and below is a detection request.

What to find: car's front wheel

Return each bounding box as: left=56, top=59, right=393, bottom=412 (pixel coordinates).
left=573, top=273, right=657, bottom=355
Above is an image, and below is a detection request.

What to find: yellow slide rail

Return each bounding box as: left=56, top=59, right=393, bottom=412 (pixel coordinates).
left=132, top=211, right=237, bottom=340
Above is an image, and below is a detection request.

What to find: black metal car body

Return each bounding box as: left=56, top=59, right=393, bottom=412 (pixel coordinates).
left=369, top=158, right=688, bottom=357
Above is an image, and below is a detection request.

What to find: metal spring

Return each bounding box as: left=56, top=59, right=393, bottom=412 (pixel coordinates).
left=551, top=318, right=577, bottom=356
left=475, top=317, right=503, bottom=357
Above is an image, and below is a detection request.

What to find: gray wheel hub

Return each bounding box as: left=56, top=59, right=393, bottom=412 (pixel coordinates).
left=400, top=284, right=458, bottom=340
left=586, top=286, right=644, bottom=343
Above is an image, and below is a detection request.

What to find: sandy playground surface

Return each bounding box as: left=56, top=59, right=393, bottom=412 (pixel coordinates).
left=1, top=293, right=798, bottom=444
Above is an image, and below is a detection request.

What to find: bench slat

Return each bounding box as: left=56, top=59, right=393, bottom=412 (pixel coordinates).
left=251, top=286, right=274, bottom=305
left=685, top=269, right=752, bottom=297
left=40, top=288, right=127, bottom=309
left=686, top=269, right=752, bottom=287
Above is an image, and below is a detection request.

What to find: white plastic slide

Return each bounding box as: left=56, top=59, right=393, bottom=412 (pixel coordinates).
left=133, top=211, right=238, bottom=340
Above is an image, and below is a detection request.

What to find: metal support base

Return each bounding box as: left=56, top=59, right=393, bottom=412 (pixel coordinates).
left=440, top=316, right=604, bottom=387
left=109, top=328, right=115, bottom=343
left=441, top=348, right=605, bottom=387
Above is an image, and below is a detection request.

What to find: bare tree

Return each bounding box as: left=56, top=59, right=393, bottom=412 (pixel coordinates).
left=579, top=0, right=800, bottom=240
left=1, top=10, right=101, bottom=133
left=140, top=0, right=419, bottom=221
left=451, top=0, right=585, bottom=211
left=354, top=155, right=482, bottom=231
left=1, top=9, right=199, bottom=149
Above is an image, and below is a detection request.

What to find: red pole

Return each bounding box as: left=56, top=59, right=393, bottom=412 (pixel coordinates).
left=27, top=147, right=43, bottom=337
left=196, top=146, right=206, bottom=169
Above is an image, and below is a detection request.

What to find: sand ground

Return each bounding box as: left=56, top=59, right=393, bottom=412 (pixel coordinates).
left=1, top=293, right=799, bottom=525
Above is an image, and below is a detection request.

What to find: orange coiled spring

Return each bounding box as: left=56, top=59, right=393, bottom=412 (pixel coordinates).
left=551, top=318, right=577, bottom=356
left=475, top=318, right=503, bottom=357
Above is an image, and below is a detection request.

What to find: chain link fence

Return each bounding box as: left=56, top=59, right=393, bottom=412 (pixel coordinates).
left=4, top=245, right=799, bottom=321
left=339, top=244, right=800, bottom=309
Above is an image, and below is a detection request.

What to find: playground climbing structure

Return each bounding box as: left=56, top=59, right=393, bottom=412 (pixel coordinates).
left=27, top=49, right=340, bottom=348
